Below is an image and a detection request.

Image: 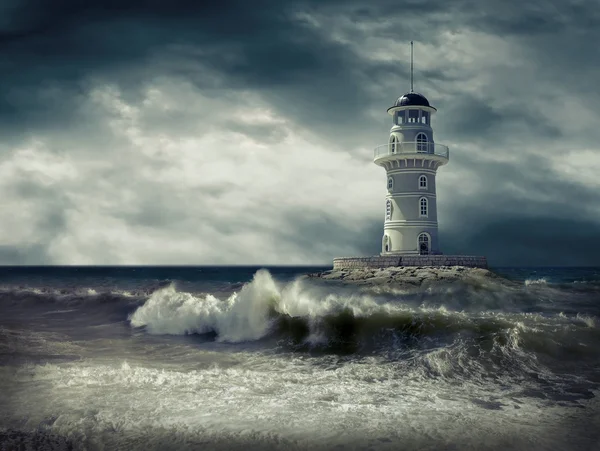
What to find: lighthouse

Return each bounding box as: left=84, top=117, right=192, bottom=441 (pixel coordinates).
left=374, top=42, right=449, bottom=256
left=330, top=43, right=488, bottom=270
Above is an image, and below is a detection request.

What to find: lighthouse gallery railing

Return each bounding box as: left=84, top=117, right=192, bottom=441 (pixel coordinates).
left=373, top=142, right=449, bottom=160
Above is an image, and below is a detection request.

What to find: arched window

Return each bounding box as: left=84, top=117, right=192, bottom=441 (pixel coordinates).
left=419, top=175, right=427, bottom=189
left=419, top=197, right=428, bottom=217
left=418, top=233, right=430, bottom=255
left=385, top=199, right=392, bottom=221
left=389, top=135, right=397, bottom=154
left=387, top=177, right=393, bottom=190
left=416, top=133, right=428, bottom=153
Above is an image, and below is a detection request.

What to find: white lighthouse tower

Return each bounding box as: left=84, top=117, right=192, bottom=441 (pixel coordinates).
left=330, top=42, right=487, bottom=270
left=374, top=42, right=449, bottom=256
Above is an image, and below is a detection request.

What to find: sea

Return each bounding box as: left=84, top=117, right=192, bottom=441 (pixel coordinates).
left=0, top=266, right=599, bottom=451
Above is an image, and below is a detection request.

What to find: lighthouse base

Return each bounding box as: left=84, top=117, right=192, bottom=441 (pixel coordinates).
left=332, top=255, right=488, bottom=270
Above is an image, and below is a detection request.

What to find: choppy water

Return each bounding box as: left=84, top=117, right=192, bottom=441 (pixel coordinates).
left=0, top=266, right=599, bottom=450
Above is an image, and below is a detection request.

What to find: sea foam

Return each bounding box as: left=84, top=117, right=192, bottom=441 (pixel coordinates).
left=525, top=278, right=547, bottom=286
left=128, top=269, right=381, bottom=342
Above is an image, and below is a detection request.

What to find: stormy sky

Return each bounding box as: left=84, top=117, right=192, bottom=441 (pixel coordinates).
left=1, top=0, right=599, bottom=266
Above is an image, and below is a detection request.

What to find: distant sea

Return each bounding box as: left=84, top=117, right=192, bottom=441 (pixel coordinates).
left=1, top=266, right=599, bottom=450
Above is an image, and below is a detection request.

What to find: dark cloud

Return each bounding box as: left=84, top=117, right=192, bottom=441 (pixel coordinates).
left=438, top=94, right=563, bottom=144
left=436, top=155, right=600, bottom=265
left=444, top=216, right=600, bottom=267
left=2, top=0, right=597, bottom=143
left=456, top=156, right=600, bottom=214
left=1, top=0, right=599, bottom=265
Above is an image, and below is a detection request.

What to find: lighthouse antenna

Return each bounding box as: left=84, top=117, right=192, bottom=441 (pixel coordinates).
left=410, top=41, right=414, bottom=93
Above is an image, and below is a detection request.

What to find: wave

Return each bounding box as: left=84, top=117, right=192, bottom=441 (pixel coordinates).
left=525, top=278, right=547, bottom=286
left=129, top=270, right=284, bottom=342
left=0, top=285, right=152, bottom=307
left=129, top=270, right=600, bottom=363
left=0, top=286, right=153, bottom=328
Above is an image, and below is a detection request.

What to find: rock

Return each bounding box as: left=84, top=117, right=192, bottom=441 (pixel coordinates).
left=305, top=266, right=506, bottom=289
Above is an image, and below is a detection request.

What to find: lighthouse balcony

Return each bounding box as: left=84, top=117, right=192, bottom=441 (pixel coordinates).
left=374, top=142, right=449, bottom=164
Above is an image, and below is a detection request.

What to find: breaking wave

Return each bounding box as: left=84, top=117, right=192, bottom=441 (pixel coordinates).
left=129, top=270, right=600, bottom=366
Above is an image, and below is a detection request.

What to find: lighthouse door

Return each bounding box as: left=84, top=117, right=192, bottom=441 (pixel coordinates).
left=383, top=235, right=390, bottom=253
left=418, top=233, right=429, bottom=255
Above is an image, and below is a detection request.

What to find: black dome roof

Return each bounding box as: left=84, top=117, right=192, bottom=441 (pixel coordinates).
left=393, top=92, right=431, bottom=107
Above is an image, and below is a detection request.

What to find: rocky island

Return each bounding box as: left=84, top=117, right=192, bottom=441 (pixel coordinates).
left=306, top=266, right=507, bottom=289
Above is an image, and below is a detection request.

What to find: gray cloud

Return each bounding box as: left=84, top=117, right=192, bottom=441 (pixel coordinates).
left=444, top=216, right=600, bottom=267
left=439, top=94, right=564, bottom=144
left=1, top=0, right=599, bottom=265
left=0, top=244, right=51, bottom=265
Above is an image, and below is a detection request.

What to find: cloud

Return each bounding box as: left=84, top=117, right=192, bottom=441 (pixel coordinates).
left=445, top=216, right=600, bottom=267
left=1, top=0, right=599, bottom=265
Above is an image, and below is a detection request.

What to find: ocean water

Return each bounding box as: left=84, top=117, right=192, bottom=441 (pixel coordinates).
left=0, top=266, right=599, bottom=451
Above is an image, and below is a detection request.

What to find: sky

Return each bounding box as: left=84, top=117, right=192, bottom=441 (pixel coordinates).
left=1, top=0, right=599, bottom=266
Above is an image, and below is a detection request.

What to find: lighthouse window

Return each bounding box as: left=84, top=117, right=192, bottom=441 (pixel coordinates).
left=386, top=200, right=392, bottom=221
left=419, top=175, right=428, bottom=189
left=408, top=110, right=419, bottom=123
left=416, top=133, right=428, bottom=153
left=396, top=112, right=404, bottom=124
left=387, top=177, right=393, bottom=190
left=421, top=112, right=429, bottom=125
left=420, top=197, right=428, bottom=217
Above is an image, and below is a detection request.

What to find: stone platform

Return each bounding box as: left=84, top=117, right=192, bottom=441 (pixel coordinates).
left=333, top=255, right=488, bottom=269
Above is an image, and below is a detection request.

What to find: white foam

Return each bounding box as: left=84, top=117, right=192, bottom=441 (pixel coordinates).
left=525, top=278, right=547, bottom=286
left=576, top=313, right=596, bottom=328
left=129, top=270, right=281, bottom=341
left=128, top=269, right=561, bottom=347
left=128, top=269, right=446, bottom=342
left=42, top=309, right=79, bottom=315
left=1, top=357, right=594, bottom=451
